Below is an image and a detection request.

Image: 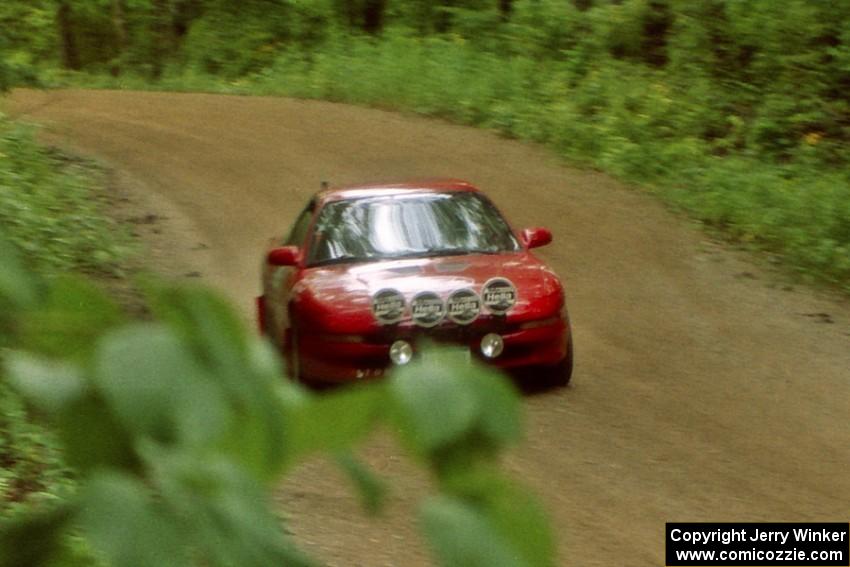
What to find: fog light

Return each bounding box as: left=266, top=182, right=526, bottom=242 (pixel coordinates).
left=480, top=333, right=504, bottom=359
left=389, top=340, right=413, bottom=365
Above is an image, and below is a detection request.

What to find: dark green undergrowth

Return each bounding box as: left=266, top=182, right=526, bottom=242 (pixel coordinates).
left=47, top=29, right=850, bottom=292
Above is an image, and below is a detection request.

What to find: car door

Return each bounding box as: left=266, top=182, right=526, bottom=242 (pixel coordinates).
left=264, top=199, right=315, bottom=343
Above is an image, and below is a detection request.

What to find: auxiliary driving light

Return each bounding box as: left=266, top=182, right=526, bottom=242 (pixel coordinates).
left=389, top=340, right=413, bottom=365
left=480, top=333, right=504, bottom=359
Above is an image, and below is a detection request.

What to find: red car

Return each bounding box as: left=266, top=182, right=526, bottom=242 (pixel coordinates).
left=257, top=179, right=573, bottom=386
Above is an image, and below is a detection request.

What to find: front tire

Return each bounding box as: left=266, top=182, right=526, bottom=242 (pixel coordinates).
left=542, top=335, right=573, bottom=388
left=286, top=328, right=303, bottom=383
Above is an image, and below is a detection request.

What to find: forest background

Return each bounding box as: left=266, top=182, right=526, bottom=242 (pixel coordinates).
left=2, top=0, right=849, bottom=289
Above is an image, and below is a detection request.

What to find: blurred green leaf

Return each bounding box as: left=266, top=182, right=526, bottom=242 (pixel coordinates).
left=390, top=348, right=479, bottom=454
left=146, top=284, right=249, bottom=381
left=148, top=451, right=316, bottom=567
left=219, top=338, right=292, bottom=482
left=390, top=347, right=522, bottom=462
left=145, top=286, right=291, bottom=480
left=441, top=468, right=556, bottom=567
left=0, top=500, right=75, bottom=567
left=54, top=392, right=139, bottom=475
left=421, top=495, right=526, bottom=567
left=0, top=236, right=40, bottom=314
left=93, top=324, right=230, bottom=449
left=336, top=452, right=387, bottom=516
left=289, top=382, right=386, bottom=459
left=78, top=472, right=190, bottom=567
left=18, top=276, right=125, bottom=361
left=465, top=364, right=522, bottom=449
left=4, top=352, right=85, bottom=414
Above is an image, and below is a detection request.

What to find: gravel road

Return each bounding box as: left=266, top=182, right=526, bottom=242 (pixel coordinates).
left=7, top=89, right=850, bottom=566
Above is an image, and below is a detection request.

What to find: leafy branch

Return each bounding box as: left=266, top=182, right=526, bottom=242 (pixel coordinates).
left=0, top=235, right=556, bottom=567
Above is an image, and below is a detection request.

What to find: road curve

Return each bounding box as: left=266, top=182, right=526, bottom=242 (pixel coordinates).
left=7, top=89, right=850, bottom=566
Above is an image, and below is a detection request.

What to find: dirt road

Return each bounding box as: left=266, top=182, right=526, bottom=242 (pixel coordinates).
left=7, top=89, right=850, bottom=566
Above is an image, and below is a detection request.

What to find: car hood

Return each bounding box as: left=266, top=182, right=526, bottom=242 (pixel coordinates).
left=292, top=252, right=564, bottom=333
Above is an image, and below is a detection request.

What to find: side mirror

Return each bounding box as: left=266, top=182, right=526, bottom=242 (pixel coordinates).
left=521, top=227, right=553, bottom=249
left=267, top=246, right=300, bottom=266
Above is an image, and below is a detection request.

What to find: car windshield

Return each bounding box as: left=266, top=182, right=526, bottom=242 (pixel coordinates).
left=307, top=192, right=521, bottom=267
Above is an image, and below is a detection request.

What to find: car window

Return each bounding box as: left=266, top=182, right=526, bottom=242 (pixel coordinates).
left=285, top=202, right=314, bottom=247
left=307, top=192, right=520, bottom=266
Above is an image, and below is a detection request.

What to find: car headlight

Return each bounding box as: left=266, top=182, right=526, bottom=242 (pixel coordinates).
left=480, top=333, right=504, bottom=359
left=389, top=340, right=413, bottom=365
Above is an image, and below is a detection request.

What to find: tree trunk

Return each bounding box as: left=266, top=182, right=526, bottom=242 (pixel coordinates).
left=150, top=0, right=173, bottom=79
left=362, top=0, right=386, bottom=34
left=111, top=0, right=128, bottom=75
left=56, top=0, right=80, bottom=70
left=112, top=0, right=128, bottom=49
left=499, top=0, right=513, bottom=21
left=172, top=0, right=199, bottom=41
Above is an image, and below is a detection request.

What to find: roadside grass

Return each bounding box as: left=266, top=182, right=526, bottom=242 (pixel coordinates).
left=0, top=380, right=71, bottom=515
left=0, top=111, right=132, bottom=526
left=46, top=33, right=850, bottom=292
left=0, top=114, right=131, bottom=277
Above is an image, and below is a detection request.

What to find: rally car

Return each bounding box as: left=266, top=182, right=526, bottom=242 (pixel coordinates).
left=257, top=179, right=573, bottom=386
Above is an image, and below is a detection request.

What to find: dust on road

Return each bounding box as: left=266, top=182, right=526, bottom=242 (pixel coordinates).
left=7, top=89, right=850, bottom=566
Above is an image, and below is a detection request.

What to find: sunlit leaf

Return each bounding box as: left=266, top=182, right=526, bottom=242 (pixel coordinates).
left=4, top=352, right=85, bottom=414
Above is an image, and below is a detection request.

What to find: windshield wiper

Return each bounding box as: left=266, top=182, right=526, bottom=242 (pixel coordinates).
left=386, top=249, right=501, bottom=260
left=309, top=255, right=373, bottom=267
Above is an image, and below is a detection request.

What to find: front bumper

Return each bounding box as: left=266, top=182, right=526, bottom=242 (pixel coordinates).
left=295, top=317, right=571, bottom=383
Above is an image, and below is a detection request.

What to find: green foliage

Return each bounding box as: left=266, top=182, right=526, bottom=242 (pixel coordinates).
left=0, top=116, right=131, bottom=276
left=0, top=379, right=73, bottom=518
left=0, top=1, right=57, bottom=63
left=0, top=236, right=555, bottom=566
left=179, top=0, right=347, bottom=77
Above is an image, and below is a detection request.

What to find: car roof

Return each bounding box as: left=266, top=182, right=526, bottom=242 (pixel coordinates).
left=313, top=178, right=480, bottom=205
